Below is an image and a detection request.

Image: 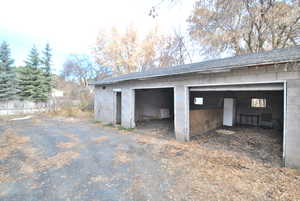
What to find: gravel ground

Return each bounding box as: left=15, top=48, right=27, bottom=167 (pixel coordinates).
left=0, top=116, right=300, bottom=201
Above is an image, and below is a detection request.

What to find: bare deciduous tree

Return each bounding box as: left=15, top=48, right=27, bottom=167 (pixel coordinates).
left=187, top=0, right=300, bottom=56
left=159, top=30, right=193, bottom=66
left=149, top=0, right=181, bottom=18
left=62, top=54, right=111, bottom=87
left=93, top=26, right=192, bottom=74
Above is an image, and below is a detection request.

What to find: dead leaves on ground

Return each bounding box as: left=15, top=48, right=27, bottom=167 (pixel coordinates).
left=36, top=151, right=80, bottom=172
left=56, top=134, right=80, bottom=149
left=114, top=151, right=132, bottom=164
left=57, top=134, right=109, bottom=150
left=0, top=126, right=110, bottom=184
left=0, top=128, right=30, bottom=160
left=133, top=133, right=300, bottom=201
left=89, top=175, right=109, bottom=183
left=91, top=136, right=108, bottom=144
left=0, top=129, right=80, bottom=183
left=0, top=129, right=33, bottom=183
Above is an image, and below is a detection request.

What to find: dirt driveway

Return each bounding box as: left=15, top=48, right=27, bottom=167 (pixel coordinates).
left=1, top=116, right=300, bottom=201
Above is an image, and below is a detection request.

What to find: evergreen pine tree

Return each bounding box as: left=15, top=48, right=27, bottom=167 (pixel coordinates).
left=0, top=71, right=10, bottom=101
left=41, top=43, right=52, bottom=98
left=17, top=66, right=35, bottom=100
left=25, top=45, right=40, bottom=68
left=0, top=41, right=14, bottom=71
left=0, top=41, right=17, bottom=101
left=21, top=45, right=47, bottom=102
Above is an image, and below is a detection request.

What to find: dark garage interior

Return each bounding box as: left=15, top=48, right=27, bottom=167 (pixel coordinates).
left=134, top=88, right=175, bottom=137
left=189, top=89, right=284, bottom=166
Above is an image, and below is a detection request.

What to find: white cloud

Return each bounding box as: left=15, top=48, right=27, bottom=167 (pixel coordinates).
left=0, top=0, right=195, bottom=73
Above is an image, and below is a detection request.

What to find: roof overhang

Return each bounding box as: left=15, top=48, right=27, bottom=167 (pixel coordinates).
left=89, top=46, right=300, bottom=86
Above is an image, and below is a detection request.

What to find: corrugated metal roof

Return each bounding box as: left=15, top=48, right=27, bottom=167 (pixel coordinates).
left=91, top=45, right=300, bottom=85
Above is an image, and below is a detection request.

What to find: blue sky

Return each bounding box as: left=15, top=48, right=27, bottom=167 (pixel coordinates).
left=0, top=0, right=195, bottom=74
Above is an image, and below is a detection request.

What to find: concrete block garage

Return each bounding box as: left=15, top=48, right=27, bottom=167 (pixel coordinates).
left=91, top=46, right=300, bottom=169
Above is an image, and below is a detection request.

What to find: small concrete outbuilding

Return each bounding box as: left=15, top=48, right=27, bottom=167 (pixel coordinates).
left=90, top=46, right=300, bottom=169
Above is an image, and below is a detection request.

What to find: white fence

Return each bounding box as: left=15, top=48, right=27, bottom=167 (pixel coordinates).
left=0, top=100, right=50, bottom=115
left=0, top=99, right=83, bottom=116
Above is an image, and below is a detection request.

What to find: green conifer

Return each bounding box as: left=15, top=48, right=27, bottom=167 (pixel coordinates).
left=41, top=43, right=52, bottom=98
left=20, top=45, right=48, bottom=102
left=17, top=66, right=34, bottom=100
left=0, top=41, right=17, bottom=101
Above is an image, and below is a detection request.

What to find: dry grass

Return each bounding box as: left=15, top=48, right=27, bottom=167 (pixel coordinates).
left=114, top=151, right=132, bottom=164
left=37, top=151, right=80, bottom=171
left=91, top=136, right=108, bottom=143
left=56, top=141, right=78, bottom=149
left=56, top=133, right=109, bottom=150
left=0, top=128, right=30, bottom=160
left=19, top=150, right=80, bottom=174
left=0, top=129, right=36, bottom=183
left=194, top=128, right=283, bottom=166
left=19, top=162, right=35, bottom=174
left=126, top=176, right=147, bottom=201
left=56, top=134, right=80, bottom=149
left=47, top=107, right=92, bottom=119
left=90, top=175, right=109, bottom=183
left=31, top=118, right=43, bottom=124
left=0, top=164, right=11, bottom=183
left=0, top=128, right=80, bottom=183
left=134, top=133, right=300, bottom=201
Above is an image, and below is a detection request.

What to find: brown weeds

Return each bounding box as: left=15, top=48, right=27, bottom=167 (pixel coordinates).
left=91, top=136, right=108, bottom=143
left=138, top=134, right=300, bottom=201
left=114, top=151, right=132, bottom=164
left=56, top=134, right=80, bottom=149
left=0, top=128, right=30, bottom=160
left=37, top=151, right=80, bottom=171
left=47, top=107, right=92, bottom=119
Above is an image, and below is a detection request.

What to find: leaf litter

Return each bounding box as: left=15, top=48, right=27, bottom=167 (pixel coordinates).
left=134, top=130, right=300, bottom=201
left=0, top=128, right=80, bottom=184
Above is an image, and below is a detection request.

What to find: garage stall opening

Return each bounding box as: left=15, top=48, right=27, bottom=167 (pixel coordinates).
left=189, top=83, right=284, bottom=163
left=135, top=88, right=175, bottom=137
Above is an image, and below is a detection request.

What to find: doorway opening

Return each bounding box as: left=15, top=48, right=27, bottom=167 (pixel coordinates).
left=116, top=92, right=122, bottom=124
left=134, top=88, right=175, bottom=138
left=189, top=85, right=284, bottom=166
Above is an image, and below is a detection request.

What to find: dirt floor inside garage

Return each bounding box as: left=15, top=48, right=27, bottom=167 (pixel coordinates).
left=192, top=127, right=283, bottom=167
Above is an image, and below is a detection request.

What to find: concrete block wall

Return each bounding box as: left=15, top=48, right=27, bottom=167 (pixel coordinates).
left=174, top=86, right=189, bottom=141
left=94, top=62, right=300, bottom=168
left=121, top=88, right=135, bottom=128
left=285, top=79, right=300, bottom=169
left=94, top=86, right=114, bottom=123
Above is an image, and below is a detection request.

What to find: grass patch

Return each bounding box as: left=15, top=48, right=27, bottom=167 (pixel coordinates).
left=118, top=126, right=134, bottom=131
left=104, top=123, right=114, bottom=127
left=91, top=120, right=102, bottom=124
left=47, top=106, right=92, bottom=119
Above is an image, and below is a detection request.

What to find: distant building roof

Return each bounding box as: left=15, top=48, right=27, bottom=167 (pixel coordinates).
left=91, top=46, right=300, bottom=85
